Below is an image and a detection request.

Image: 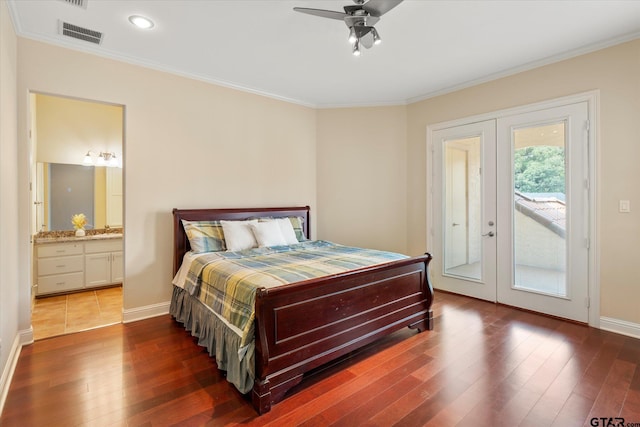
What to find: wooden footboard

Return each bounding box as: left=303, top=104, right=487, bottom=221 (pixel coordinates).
left=252, top=253, right=433, bottom=414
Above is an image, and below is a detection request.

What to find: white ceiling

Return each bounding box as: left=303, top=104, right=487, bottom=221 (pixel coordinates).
left=8, top=0, right=640, bottom=108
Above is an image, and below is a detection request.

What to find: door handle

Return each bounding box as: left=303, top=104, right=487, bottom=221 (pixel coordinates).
left=452, top=223, right=460, bottom=227
left=482, top=231, right=495, bottom=237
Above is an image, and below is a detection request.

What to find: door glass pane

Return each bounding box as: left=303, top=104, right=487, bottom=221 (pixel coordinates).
left=512, top=122, right=567, bottom=297
left=444, top=137, right=481, bottom=280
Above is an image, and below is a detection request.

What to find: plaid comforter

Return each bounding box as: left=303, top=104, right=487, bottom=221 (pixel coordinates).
left=183, top=240, right=408, bottom=346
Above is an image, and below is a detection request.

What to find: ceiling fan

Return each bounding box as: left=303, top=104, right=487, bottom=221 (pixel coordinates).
left=293, top=0, right=404, bottom=56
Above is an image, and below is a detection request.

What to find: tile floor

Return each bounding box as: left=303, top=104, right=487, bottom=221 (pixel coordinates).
left=31, top=286, right=122, bottom=340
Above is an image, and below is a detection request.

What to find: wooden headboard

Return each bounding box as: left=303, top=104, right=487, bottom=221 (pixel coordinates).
left=172, top=206, right=311, bottom=275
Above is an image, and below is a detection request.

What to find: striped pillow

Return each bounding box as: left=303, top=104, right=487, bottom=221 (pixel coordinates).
left=288, top=216, right=307, bottom=241
left=182, top=220, right=226, bottom=253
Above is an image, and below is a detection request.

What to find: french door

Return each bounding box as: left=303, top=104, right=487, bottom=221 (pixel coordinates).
left=431, top=120, right=497, bottom=302
left=430, top=102, right=590, bottom=322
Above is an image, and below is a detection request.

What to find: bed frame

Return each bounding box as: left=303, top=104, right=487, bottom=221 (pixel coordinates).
left=172, top=206, right=434, bottom=414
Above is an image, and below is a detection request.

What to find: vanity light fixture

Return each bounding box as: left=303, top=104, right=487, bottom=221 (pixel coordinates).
left=83, top=151, right=93, bottom=165
left=128, top=15, right=154, bottom=30
left=83, top=151, right=120, bottom=168
left=99, top=151, right=119, bottom=167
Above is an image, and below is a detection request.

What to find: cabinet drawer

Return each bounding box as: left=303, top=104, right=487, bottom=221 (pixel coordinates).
left=37, top=272, right=84, bottom=294
left=37, top=243, right=83, bottom=258
left=38, top=255, right=84, bottom=275
left=85, top=239, right=122, bottom=254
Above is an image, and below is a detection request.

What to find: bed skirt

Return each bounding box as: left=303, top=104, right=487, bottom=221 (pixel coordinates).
left=169, top=285, right=255, bottom=394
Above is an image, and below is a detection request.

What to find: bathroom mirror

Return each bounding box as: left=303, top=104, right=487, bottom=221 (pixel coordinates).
left=36, top=163, right=122, bottom=231
left=36, top=162, right=122, bottom=232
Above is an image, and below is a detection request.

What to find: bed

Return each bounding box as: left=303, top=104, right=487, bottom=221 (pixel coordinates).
left=170, top=206, right=433, bottom=414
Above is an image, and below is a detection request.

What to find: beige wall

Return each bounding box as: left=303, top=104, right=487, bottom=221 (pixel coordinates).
left=35, top=93, right=122, bottom=165
left=0, top=0, right=20, bottom=392
left=316, top=106, right=407, bottom=254
left=406, top=39, right=640, bottom=324
left=16, top=39, right=317, bottom=312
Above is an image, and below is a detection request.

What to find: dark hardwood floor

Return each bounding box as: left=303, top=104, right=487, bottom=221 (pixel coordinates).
left=2, top=291, right=639, bottom=426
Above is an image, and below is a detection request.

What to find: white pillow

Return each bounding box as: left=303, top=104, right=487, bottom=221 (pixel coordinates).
left=250, top=221, right=287, bottom=247
left=220, top=220, right=258, bottom=251
left=274, top=217, right=299, bottom=245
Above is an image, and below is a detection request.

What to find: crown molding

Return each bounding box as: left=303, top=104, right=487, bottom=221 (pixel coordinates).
left=406, top=31, right=640, bottom=105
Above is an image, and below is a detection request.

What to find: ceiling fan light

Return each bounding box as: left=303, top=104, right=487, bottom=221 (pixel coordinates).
left=348, top=27, right=357, bottom=44
left=372, top=27, right=382, bottom=45
left=352, top=40, right=361, bottom=56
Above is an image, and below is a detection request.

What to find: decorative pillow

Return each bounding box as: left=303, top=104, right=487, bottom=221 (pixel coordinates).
left=250, top=220, right=288, bottom=247
left=221, top=220, right=258, bottom=251
left=288, top=216, right=307, bottom=241
left=182, top=220, right=226, bottom=253
left=274, top=218, right=299, bottom=245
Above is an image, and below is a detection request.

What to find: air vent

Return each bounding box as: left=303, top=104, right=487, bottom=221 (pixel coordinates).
left=59, top=21, right=103, bottom=45
left=58, top=0, right=87, bottom=9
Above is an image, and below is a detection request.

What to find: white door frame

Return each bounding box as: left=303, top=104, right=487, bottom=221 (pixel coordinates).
left=426, top=91, right=599, bottom=327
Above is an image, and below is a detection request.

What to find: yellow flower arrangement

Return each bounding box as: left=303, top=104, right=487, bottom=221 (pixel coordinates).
left=71, top=213, right=87, bottom=230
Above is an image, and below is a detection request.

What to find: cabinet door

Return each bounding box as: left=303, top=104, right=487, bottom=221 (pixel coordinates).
left=85, top=253, right=111, bottom=287
left=111, top=252, right=123, bottom=284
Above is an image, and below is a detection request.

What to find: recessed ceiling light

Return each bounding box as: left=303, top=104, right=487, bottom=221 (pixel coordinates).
left=128, top=15, right=154, bottom=30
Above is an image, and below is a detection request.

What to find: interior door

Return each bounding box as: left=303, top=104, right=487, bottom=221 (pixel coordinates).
left=445, top=147, right=469, bottom=269
left=106, top=167, right=123, bottom=227
left=431, top=120, right=497, bottom=302
left=35, top=162, right=45, bottom=232
left=496, top=102, right=589, bottom=322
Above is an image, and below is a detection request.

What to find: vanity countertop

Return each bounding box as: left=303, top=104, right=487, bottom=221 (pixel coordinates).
left=34, top=228, right=123, bottom=244
left=35, top=233, right=123, bottom=244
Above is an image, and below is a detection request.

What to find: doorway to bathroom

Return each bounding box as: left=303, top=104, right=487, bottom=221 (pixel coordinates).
left=29, top=92, right=124, bottom=340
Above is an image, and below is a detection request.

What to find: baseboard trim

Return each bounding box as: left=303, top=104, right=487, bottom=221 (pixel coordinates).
left=20, top=327, right=34, bottom=347
left=600, top=316, right=640, bottom=339
left=0, top=327, right=33, bottom=415
left=122, top=301, right=170, bottom=323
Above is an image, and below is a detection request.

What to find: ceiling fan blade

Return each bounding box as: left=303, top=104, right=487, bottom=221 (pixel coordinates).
left=293, top=7, right=348, bottom=21
left=343, top=5, right=364, bottom=14
left=362, top=0, right=403, bottom=17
